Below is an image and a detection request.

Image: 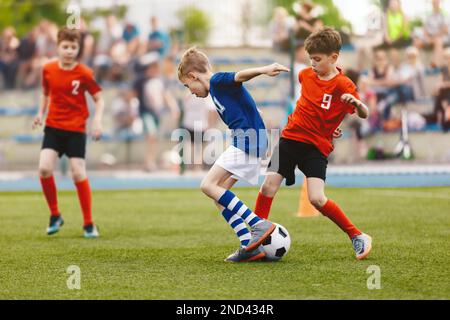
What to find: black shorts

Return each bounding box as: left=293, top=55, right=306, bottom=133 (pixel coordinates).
left=267, top=137, right=328, bottom=186
left=42, top=126, right=87, bottom=158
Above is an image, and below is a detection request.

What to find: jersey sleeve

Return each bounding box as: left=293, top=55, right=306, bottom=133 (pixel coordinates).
left=341, top=78, right=360, bottom=114
left=210, top=72, right=241, bottom=88
left=298, top=69, right=305, bottom=84
left=84, top=68, right=102, bottom=96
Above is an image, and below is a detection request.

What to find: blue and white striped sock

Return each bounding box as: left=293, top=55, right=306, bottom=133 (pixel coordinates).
left=222, top=209, right=251, bottom=248
left=218, top=190, right=263, bottom=227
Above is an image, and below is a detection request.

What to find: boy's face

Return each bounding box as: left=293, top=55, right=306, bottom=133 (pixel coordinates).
left=181, top=72, right=209, bottom=98
left=309, top=52, right=338, bottom=76
left=57, top=40, right=79, bottom=64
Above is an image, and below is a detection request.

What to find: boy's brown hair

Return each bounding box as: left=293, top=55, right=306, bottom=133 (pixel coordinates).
left=57, top=27, right=81, bottom=45
left=177, top=47, right=211, bottom=80
left=304, top=27, right=342, bottom=55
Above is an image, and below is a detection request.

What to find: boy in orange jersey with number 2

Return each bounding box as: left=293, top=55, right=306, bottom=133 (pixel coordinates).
left=33, top=27, right=104, bottom=238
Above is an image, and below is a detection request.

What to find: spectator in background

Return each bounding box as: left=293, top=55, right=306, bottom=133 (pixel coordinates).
left=345, top=70, right=377, bottom=161
left=292, top=0, right=322, bottom=41
left=93, top=15, right=123, bottom=83
left=389, top=48, right=416, bottom=102
left=148, top=16, right=171, bottom=58
left=122, top=22, right=141, bottom=59
left=293, top=42, right=309, bottom=102
left=16, top=27, right=39, bottom=89
left=430, top=47, right=450, bottom=131
left=77, top=19, right=96, bottom=66
left=413, top=0, right=449, bottom=67
left=381, top=0, right=411, bottom=48
left=112, top=86, right=141, bottom=139
left=403, top=46, right=426, bottom=101
left=35, top=20, right=58, bottom=60
left=0, top=26, right=20, bottom=89
left=180, top=92, right=218, bottom=172
left=270, top=7, right=294, bottom=52
left=368, top=49, right=395, bottom=121
left=134, top=52, right=179, bottom=171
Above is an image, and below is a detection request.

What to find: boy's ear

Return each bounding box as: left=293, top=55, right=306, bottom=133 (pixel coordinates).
left=187, top=72, right=197, bottom=80
left=330, top=52, right=339, bottom=62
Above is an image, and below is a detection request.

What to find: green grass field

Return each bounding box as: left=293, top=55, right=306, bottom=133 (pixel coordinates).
left=1, top=187, right=449, bottom=299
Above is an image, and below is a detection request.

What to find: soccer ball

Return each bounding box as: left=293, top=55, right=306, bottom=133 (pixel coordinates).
left=262, top=223, right=291, bottom=261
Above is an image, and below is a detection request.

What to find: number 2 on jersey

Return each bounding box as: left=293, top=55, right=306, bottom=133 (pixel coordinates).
left=321, top=94, right=332, bottom=110
left=72, top=80, right=80, bottom=95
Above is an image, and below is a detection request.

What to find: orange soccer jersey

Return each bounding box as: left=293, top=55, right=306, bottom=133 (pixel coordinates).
left=282, top=67, right=359, bottom=157
left=42, top=60, right=101, bottom=133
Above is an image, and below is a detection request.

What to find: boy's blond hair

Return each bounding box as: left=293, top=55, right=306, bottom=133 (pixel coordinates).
left=177, top=47, right=211, bottom=80
left=304, top=27, right=342, bottom=55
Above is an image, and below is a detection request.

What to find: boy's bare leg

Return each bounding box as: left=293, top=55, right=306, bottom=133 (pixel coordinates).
left=254, top=173, right=284, bottom=219
left=201, top=163, right=275, bottom=253
left=307, top=177, right=372, bottom=260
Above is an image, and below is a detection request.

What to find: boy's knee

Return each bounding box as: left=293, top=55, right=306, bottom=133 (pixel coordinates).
left=200, top=179, right=212, bottom=196
left=70, top=166, right=86, bottom=182
left=260, top=179, right=280, bottom=197
left=38, top=166, right=53, bottom=178
left=309, top=195, right=327, bottom=209
left=260, top=183, right=274, bottom=197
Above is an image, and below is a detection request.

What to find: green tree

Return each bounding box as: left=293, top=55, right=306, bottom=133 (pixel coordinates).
left=176, top=5, right=211, bottom=45
left=0, top=0, right=128, bottom=37
left=269, top=0, right=351, bottom=30
left=0, top=0, right=68, bottom=36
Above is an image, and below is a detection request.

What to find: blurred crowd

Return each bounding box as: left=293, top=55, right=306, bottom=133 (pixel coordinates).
left=0, top=14, right=219, bottom=172
left=1, top=0, right=450, bottom=169
left=275, top=0, right=450, bottom=160
left=0, top=15, right=177, bottom=89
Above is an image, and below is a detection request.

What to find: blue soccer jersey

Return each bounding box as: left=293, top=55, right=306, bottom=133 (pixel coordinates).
left=209, top=72, right=267, bottom=157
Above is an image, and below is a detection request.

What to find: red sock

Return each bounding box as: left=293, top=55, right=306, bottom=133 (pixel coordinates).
left=254, top=192, right=273, bottom=219
left=319, top=199, right=361, bottom=239
left=75, top=179, right=93, bottom=226
left=40, top=176, right=59, bottom=216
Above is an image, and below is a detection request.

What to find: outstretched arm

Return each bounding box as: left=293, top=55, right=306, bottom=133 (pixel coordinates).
left=234, top=63, right=289, bottom=83
left=341, top=93, right=369, bottom=119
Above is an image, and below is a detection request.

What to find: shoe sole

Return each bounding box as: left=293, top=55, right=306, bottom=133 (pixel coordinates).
left=225, top=251, right=266, bottom=263
left=356, top=235, right=372, bottom=260
left=84, top=232, right=100, bottom=238
left=245, top=223, right=276, bottom=252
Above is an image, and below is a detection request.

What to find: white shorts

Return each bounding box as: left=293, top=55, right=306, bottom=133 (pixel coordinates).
left=215, top=145, right=261, bottom=185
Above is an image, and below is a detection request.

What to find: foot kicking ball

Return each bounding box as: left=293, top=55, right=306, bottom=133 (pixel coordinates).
left=262, top=223, right=291, bottom=261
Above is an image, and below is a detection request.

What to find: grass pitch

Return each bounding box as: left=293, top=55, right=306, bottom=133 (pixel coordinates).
left=0, top=187, right=449, bottom=299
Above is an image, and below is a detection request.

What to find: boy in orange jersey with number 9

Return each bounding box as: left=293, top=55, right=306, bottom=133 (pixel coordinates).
left=255, top=27, right=373, bottom=260
left=32, top=27, right=104, bottom=238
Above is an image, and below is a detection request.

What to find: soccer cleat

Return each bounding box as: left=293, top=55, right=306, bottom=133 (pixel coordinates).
left=224, top=246, right=266, bottom=262
left=83, top=224, right=100, bottom=238
left=245, top=220, right=276, bottom=252
left=46, top=215, right=64, bottom=235
left=352, top=233, right=372, bottom=260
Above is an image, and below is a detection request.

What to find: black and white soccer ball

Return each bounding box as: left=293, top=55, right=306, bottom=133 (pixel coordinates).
left=262, top=223, right=291, bottom=261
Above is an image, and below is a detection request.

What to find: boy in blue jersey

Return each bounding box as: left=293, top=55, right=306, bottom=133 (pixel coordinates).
left=178, top=47, right=289, bottom=262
